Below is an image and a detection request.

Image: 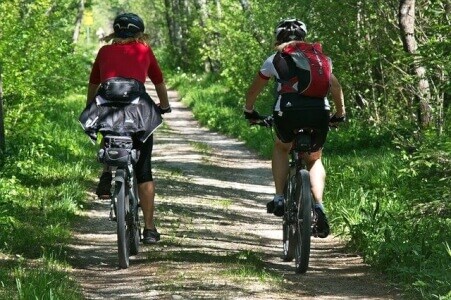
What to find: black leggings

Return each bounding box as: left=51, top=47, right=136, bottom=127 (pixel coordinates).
left=133, top=135, right=154, bottom=183
left=273, top=109, right=330, bottom=152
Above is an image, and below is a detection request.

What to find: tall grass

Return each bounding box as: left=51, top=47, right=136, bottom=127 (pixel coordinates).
left=13, top=253, right=82, bottom=300
left=166, top=71, right=450, bottom=299
left=0, top=93, right=94, bottom=299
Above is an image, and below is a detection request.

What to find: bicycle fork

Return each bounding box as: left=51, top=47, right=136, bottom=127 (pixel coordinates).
left=286, top=171, right=298, bottom=225
left=109, top=169, right=127, bottom=222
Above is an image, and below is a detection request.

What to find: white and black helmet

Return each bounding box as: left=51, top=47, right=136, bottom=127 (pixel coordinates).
left=274, top=19, right=307, bottom=43
left=113, top=13, right=144, bottom=38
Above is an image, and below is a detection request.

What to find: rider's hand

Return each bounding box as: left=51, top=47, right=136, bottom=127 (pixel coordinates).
left=243, top=109, right=262, bottom=123
left=158, top=105, right=172, bottom=114
left=329, top=113, right=346, bottom=127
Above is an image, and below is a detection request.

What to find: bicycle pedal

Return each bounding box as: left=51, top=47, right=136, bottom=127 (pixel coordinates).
left=273, top=206, right=284, bottom=217
left=311, top=226, right=318, bottom=237
left=266, top=200, right=275, bottom=213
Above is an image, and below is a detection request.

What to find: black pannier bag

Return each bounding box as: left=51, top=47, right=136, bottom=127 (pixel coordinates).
left=97, top=77, right=146, bottom=103
left=98, top=135, right=139, bottom=167
left=79, top=88, right=163, bottom=143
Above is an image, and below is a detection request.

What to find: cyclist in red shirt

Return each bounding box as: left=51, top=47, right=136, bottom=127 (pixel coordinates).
left=86, top=13, right=171, bottom=244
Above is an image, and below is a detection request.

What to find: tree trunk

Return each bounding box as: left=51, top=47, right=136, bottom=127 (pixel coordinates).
left=73, top=0, right=85, bottom=44
left=0, top=62, right=5, bottom=152
left=196, top=0, right=215, bottom=72
left=398, top=0, right=432, bottom=128
left=164, top=0, right=186, bottom=67
left=239, top=0, right=250, bottom=11
left=215, top=0, right=222, bottom=17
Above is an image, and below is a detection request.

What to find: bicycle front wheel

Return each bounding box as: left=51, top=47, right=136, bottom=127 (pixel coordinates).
left=129, top=173, right=140, bottom=256
left=114, top=170, right=130, bottom=269
left=283, top=175, right=295, bottom=262
left=294, top=169, right=312, bottom=274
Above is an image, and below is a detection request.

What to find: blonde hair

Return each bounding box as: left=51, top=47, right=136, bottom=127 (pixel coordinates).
left=102, top=32, right=150, bottom=46
left=275, top=40, right=302, bottom=52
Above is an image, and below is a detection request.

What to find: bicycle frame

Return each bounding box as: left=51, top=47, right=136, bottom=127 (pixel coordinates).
left=283, top=129, right=318, bottom=273
left=110, top=164, right=140, bottom=225
left=254, top=114, right=336, bottom=273
left=98, top=135, right=141, bottom=269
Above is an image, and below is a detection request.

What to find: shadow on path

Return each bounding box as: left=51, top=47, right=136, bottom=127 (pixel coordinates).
left=68, top=84, right=404, bottom=300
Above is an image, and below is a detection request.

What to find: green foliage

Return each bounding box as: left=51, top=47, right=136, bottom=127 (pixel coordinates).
left=0, top=0, right=96, bottom=297
left=327, top=116, right=450, bottom=298
left=0, top=0, right=448, bottom=298
left=0, top=93, right=95, bottom=254
left=162, top=5, right=450, bottom=297
left=0, top=0, right=86, bottom=98
left=157, top=0, right=450, bottom=133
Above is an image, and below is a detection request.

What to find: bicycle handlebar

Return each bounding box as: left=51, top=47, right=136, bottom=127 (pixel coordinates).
left=249, top=115, right=273, bottom=127
left=248, top=114, right=345, bottom=129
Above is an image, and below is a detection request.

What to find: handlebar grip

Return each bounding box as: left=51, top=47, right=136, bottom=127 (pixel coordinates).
left=249, top=115, right=273, bottom=127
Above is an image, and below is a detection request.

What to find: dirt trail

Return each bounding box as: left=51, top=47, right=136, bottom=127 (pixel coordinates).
left=68, top=85, right=404, bottom=299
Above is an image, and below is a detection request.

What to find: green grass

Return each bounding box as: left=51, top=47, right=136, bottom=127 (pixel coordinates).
left=147, top=249, right=281, bottom=283
left=209, top=198, right=233, bottom=209
left=221, top=250, right=282, bottom=283
left=0, top=93, right=96, bottom=299
left=189, top=141, right=213, bottom=155
left=13, top=254, right=82, bottom=300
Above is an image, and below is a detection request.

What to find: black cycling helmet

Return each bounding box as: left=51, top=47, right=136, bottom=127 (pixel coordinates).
left=113, top=13, right=144, bottom=38
left=274, top=18, right=307, bottom=43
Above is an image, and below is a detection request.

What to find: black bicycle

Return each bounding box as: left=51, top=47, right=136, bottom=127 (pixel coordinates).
left=254, top=116, right=321, bottom=274
left=97, top=135, right=141, bottom=269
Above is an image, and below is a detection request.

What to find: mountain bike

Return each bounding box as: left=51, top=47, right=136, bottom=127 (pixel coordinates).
left=97, top=135, right=141, bottom=269
left=254, top=116, right=320, bottom=274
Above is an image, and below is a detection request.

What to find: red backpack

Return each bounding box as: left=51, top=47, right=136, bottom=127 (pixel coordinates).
left=276, top=42, right=332, bottom=98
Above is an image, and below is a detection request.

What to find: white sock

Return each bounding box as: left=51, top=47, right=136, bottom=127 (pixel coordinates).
left=273, top=194, right=284, bottom=205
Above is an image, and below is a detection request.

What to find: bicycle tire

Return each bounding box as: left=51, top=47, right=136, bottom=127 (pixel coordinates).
left=294, top=169, right=312, bottom=274
left=115, top=170, right=130, bottom=269
left=283, top=174, right=296, bottom=261
left=129, top=173, right=140, bottom=256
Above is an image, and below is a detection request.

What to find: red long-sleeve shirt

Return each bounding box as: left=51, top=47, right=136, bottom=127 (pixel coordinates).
left=89, top=41, right=164, bottom=85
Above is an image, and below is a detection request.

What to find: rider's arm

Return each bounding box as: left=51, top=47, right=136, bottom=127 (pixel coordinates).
left=155, top=82, right=170, bottom=109
left=245, top=74, right=269, bottom=111
left=86, top=83, right=100, bottom=105
left=329, top=73, right=345, bottom=117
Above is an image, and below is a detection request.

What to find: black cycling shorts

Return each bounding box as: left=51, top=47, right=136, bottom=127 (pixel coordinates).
left=133, top=135, right=154, bottom=183
left=273, top=108, right=330, bottom=151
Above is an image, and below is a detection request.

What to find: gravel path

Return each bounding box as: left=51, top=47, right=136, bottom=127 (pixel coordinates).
left=68, top=85, right=404, bottom=299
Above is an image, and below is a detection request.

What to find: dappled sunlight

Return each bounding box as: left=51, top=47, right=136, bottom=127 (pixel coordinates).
left=68, top=84, right=402, bottom=299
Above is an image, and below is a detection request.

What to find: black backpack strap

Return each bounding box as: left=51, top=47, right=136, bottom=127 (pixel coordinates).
left=273, top=52, right=299, bottom=94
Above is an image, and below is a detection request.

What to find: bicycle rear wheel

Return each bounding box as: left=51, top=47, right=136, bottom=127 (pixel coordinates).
left=294, top=169, right=312, bottom=274
left=114, top=169, right=130, bottom=269
left=129, top=173, right=140, bottom=256
left=283, top=175, right=296, bottom=261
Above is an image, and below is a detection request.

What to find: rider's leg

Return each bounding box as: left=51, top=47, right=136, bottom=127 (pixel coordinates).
left=96, top=165, right=113, bottom=198
left=138, top=181, right=156, bottom=230
left=303, top=150, right=326, bottom=204
left=134, top=135, right=160, bottom=242
left=303, top=150, right=330, bottom=237
left=272, top=137, right=292, bottom=195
